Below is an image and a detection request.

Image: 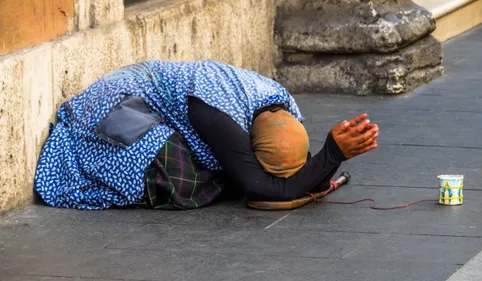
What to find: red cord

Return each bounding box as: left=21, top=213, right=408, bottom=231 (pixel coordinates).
left=306, top=193, right=438, bottom=210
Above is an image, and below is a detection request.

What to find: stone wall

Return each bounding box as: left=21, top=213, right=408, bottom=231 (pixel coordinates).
left=275, top=0, right=444, bottom=95
left=0, top=0, right=277, bottom=213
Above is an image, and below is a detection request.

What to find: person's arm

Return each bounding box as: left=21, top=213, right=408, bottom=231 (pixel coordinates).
left=187, top=96, right=347, bottom=201
left=242, top=132, right=346, bottom=201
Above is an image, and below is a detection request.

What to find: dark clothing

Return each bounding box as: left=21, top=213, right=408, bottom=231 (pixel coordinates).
left=139, top=132, right=227, bottom=210
left=187, top=96, right=346, bottom=202
left=139, top=96, right=344, bottom=209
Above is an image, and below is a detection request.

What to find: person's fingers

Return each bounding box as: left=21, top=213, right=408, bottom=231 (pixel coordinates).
left=356, top=140, right=378, bottom=155
left=361, top=123, right=376, bottom=133
left=355, top=119, right=371, bottom=133
left=346, top=119, right=370, bottom=136
left=332, top=120, right=350, bottom=136
left=357, top=129, right=379, bottom=148
left=348, top=113, right=368, bottom=127
left=355, top=125, right=378, bottom=144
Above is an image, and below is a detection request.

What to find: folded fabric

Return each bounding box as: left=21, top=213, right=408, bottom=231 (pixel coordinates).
left=139, top=132, right=226, bottom=210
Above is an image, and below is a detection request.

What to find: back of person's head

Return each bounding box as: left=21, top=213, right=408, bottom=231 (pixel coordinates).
left=251, top=108, right=309, bottom=178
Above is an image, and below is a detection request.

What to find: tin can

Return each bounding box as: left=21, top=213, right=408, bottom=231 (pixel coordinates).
left=438, top=175, right=464, bottom=206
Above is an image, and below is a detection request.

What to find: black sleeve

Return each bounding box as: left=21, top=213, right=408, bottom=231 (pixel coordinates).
left=187, top=96, right=346, bottom=201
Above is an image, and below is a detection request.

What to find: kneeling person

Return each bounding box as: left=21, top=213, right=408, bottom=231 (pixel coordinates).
left=34, top=60, right=379, bottom=210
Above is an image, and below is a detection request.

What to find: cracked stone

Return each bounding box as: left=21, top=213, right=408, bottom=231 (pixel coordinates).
left=276, top=0, right=436, bottom=53
left=276, top=35, right=444, bottom=95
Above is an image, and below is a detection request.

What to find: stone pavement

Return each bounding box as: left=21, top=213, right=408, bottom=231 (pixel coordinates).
left=1, top=25, right=482, bottom=281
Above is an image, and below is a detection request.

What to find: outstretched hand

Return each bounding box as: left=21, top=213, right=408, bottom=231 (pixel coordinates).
left=330, top=113, right=379, bottom=159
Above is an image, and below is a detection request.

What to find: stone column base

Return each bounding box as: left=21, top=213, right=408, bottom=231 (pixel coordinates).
left=275, top=0, right=444, bottom=95
left=277, top=35, right=443, bottom=96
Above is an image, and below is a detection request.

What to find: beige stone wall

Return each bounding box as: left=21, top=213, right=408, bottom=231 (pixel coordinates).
left=0, top=0, right=277, bottom=213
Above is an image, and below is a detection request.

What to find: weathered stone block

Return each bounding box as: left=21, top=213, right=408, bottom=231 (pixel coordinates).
left=0, top=56, right=29, bottom=213
left=277, top=36, right=443, bottom=95
left=127, top=0, right=276, bottom=77
left=55, top=0, right=277, bottom=109
left=75, top=0, right=124, bottom=30
left=51, top=22, right=141, bottom=108
left=276, top=0, right=436, bottom=53
left=22, top=45, right=55, bottom=189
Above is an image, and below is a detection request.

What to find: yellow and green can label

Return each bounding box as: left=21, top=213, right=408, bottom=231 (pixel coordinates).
left=438, top=175, right=464, bottom=206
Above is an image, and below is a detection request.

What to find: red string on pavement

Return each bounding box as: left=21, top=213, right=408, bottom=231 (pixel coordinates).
left=306, top=193, right=438, bottom=210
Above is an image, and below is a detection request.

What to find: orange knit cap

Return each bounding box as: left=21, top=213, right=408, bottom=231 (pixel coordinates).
left=251, top=108, right=309, bottom=178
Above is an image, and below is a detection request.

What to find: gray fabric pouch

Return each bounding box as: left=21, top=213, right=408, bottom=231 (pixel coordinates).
left=95, top=95, right=163, bottom=148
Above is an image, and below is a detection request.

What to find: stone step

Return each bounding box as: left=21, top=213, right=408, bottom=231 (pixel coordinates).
left=276, top=36, right=443, bottom=96
left=276, top=0, right=436, bottom=54
left=413, top=0, right=482, bottom=42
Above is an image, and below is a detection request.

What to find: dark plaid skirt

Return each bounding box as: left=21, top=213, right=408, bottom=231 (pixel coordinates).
left=138, top=132, right=227, bottom=210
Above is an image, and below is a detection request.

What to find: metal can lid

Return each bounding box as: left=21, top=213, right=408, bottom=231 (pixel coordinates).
left=437, top=175, right=464, bottom=180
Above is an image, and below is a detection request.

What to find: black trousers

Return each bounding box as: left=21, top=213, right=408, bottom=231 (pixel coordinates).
left=187, top=96, right=344, bottom=201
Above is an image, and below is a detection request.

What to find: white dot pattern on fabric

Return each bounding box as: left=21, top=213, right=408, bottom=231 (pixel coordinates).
left=34, top=60, right=304, bottom=210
